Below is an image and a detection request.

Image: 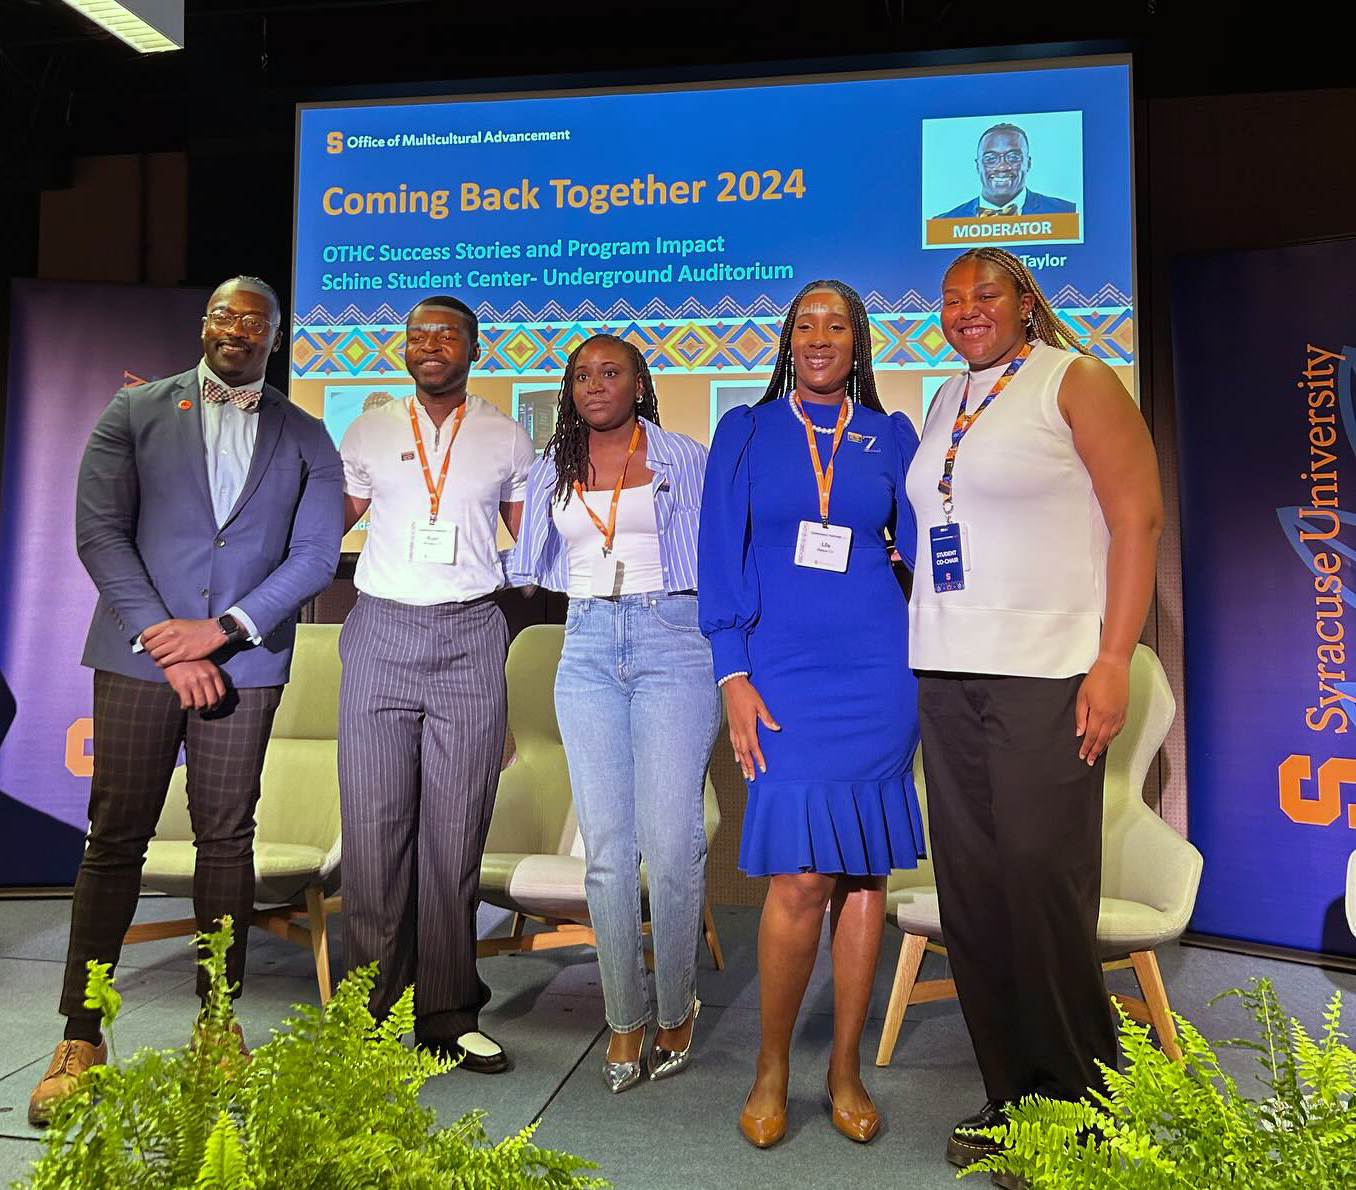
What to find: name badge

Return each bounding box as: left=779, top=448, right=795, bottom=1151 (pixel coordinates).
left=929, top=523, right=968, bottom=592
left=794, top=521, right=852, bottom=572
left=591, top=555, right=624, bottom=597
left=409, top=521, right=458, bottom=565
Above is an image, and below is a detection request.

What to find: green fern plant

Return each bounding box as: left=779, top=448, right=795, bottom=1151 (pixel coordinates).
left=19, top=918, right=606, bottom=1190
left=961, top=978, right=1356, bottom=1189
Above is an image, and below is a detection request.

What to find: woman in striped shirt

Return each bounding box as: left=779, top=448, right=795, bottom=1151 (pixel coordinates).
left=510, top=334, right=719, bottom=1095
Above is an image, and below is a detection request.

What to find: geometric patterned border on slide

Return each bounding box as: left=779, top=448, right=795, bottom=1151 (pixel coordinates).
left=293, top=284, right=1132, bottom=328
left=292, top=308, right=1135, bottom=380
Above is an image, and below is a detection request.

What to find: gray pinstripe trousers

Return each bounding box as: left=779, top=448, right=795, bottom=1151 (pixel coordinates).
left=337, top=592, right=508, bottom=1043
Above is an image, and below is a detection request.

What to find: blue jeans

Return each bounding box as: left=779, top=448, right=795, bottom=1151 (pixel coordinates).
left=554, top=593, right=721, bottom=1032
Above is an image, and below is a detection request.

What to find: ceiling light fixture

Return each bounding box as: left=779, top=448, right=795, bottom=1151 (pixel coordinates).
left=58, top=0, right=184, bottom=54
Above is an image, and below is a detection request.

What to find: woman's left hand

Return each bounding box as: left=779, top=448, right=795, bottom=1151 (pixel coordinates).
left=1075, top=657, right=1130, bottom=765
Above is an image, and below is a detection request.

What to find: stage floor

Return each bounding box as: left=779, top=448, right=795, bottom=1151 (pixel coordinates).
left=1, top=896, right=1352, bottom=1188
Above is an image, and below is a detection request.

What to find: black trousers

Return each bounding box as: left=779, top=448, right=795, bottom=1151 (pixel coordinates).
left=917, top=671, right=1116, bottom=1103
left=60, top=670, right=281, bottom=1026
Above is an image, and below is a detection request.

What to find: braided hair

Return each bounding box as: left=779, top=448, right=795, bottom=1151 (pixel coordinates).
left=755, top=279, right=886, bottom=412
left=213, top=275, right=281, bottom=322
left=945, top=248, right=1091, bottom=355
left=545, top=333, right=661, bottom=508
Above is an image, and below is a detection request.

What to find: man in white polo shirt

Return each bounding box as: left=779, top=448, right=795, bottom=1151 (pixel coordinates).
left=339, top=295, right=533, bottom=1073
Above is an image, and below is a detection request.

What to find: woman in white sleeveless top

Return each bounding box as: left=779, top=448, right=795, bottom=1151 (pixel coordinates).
left=904, top=247, right=1162, bottom=1187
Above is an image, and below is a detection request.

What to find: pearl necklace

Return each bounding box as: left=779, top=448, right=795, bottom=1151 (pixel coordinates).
left=787, top=394, right=854, bottom=435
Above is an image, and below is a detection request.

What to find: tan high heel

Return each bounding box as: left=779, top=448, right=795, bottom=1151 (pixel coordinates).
left=825, top=1073, right=880, bottom=1143
left=739, top=1070, right=788, bottom=1150
left=739, top=1091, right=788, bottom=1149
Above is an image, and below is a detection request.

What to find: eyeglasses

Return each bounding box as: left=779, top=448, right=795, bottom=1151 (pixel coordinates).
left=206, top=308, right=274, bottom=337
left=980, top=151, right=1026, bottom=167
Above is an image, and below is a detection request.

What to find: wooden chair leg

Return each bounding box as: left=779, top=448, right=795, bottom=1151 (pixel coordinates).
left=1130, top=949, right=1181, bottom=1062
left=304, top=884, right=332, bottom=1006
left=702, top=899, right=725, bottom=971
left=876, top=931, right=927, bottom=1067
left=124, top=918, right=198, bottom=944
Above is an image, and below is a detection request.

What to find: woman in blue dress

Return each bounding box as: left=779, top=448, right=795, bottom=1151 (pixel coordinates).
left=699, top=280, right=924, bottom=1149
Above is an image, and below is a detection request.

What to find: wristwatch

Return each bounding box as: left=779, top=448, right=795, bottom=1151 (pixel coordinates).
left=217, top=614, right=244, bottom=645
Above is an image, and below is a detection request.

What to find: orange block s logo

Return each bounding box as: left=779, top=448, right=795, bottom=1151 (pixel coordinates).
left=1278, top=754, right=1356, bottom=827
left=327, top=131, right=344, bottom=155
left=65, top=718, right=93, bottom=778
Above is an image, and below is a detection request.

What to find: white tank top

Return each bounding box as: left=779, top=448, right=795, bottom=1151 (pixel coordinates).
left=552, top=484, right=666, bottom=598
left=905, top=341, right=1109, bottom=678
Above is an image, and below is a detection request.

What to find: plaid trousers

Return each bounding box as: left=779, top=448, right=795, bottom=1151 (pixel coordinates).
left=59, top=670, right=280, bottom=1021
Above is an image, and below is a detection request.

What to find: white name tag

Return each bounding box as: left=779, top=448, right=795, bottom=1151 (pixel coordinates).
left=794, top=521, right=852, bottom=572
left=409, top=521, right=458, bottom=565
left=591, top=554, right=624, bottom=597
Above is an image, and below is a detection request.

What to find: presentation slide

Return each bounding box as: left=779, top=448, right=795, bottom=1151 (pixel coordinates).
left=291, top=57, right=1133, bottom=544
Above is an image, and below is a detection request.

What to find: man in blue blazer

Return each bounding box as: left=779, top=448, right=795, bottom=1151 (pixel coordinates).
left=936, top=123, right=1077, bottom=218
left=29, top=276, right=342, bottom=1125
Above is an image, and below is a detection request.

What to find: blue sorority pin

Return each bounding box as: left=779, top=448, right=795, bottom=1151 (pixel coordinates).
left=930, top=523, right=965, bottom=592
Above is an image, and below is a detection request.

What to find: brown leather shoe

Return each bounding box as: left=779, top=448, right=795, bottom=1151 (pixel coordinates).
left=738, top=1092, right=788, bottom=1149
left=227, top=1021, right=250, bottom=1058
left=28, top=1039, right=107, bottom=1126
left=825, top=1074, right=881, bottom=1143
left=192, top=1019, right=251, bottom=1067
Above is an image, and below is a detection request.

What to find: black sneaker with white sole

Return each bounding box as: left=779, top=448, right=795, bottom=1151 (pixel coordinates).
left=945, top=1099, right=1011, bottom=1167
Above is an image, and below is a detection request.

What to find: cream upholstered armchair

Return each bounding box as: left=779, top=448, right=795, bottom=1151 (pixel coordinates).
left=478, top=623, right=725, bottom=969
left=876, top=643, right=1201, bottom=1065
left=125, top=623, right=343, bottom=1003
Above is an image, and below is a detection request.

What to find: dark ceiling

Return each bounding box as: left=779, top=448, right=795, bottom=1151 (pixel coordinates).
left=2, top=0, right=1352, bottom=305
left=3, top=0, right=1354, bottom=178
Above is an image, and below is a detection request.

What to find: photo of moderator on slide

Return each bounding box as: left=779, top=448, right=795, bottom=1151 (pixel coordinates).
left=289, top=58, right=1136, bottom=556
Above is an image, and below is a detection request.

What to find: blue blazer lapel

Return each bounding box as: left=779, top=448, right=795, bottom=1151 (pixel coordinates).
left=173, top=371, right=216, bottom=518
left=222, top=385, right=284, bottom=528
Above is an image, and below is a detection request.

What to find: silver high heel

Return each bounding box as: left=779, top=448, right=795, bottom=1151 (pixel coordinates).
left=603, top=1029, right=646, bottom=1095
left=647, top=1000, right=701, bottom=1082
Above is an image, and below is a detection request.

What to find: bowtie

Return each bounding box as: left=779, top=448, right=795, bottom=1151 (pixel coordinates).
left=978, top=204, right=1019, bottom=218
left=201, top=378, right=261, bottom=412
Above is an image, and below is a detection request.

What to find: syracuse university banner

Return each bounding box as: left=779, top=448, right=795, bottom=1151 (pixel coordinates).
left=1173, top=236, right=1356, bottom=959
left=0, top=279, right=208, bottom=885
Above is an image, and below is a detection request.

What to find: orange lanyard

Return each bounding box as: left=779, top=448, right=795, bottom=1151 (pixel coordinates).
left=573, top=422, right=644, bottom=556
left=792, top=395, right=849, bottom=526
left=408, top=398, right=467, bottom=524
